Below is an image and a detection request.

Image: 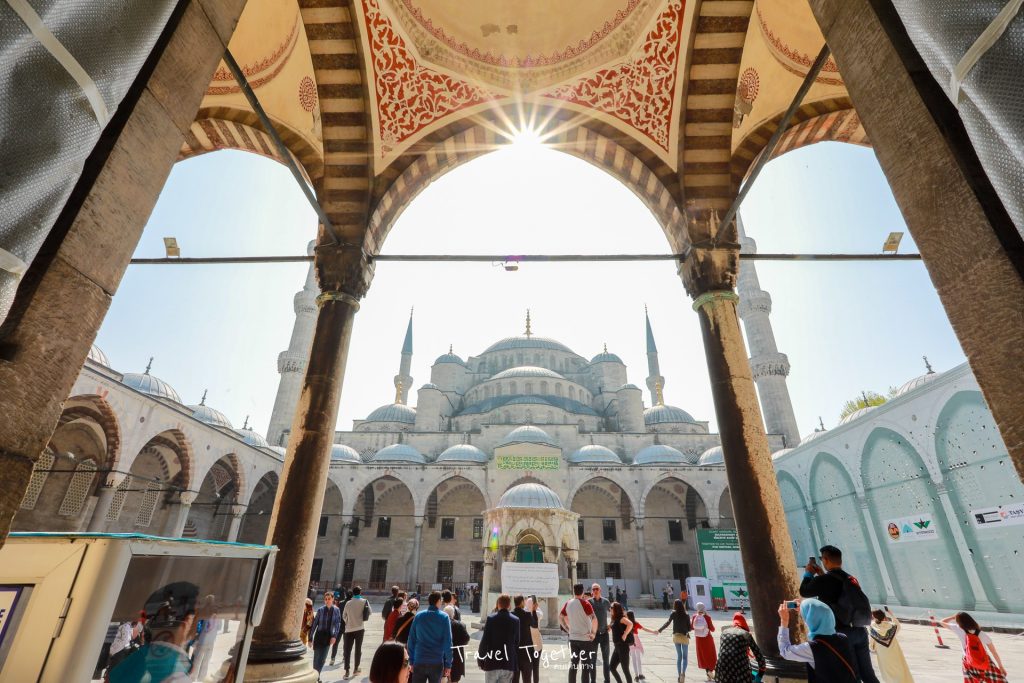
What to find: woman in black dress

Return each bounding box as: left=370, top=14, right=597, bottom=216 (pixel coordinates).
left=608, top=602, right=635, bottom=683
left=714, top=612, right=765, bottom=682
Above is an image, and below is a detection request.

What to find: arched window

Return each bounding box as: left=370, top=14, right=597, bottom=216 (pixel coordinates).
left=569, top=387, right=576, bottom=400
left=21, top=450, right=56, bottom=510
left=510, top=382, right=517, bottom=394
left=540, top=381, right=548, bottom=394
left=517, top=353, right=525, bottom=365
left=503, top=411, right=511, bottom=424
left=58, top=459, right=97, bottom=517
left=555, top=384, right=563, bottom=397
left=534, top=353, right=541, bottom=365
left=496, top=385, right=503, bottom=396
left=525, top=382, right=533, bottom=394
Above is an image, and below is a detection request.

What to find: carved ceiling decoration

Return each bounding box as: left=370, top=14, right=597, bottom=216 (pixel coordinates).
left=207, top=10, right=301, bottom=96
left=754, top=0, right=842, bottom=86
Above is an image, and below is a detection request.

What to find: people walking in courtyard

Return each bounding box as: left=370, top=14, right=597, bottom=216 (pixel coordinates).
left=407, top=591, right=453, bottom=683
left=342, top=585, right=371, bottom=677
left=300, top=598, right=315, bottom=647
left=450, top=608, right=472, bottom=683
left=620, top=589, right=628, bottom=610
left=382, top=586, right=401, bottom=623
left=334, top=589, right=351, bottom=665
left=561, top=583, right=598, bottom=683
left=940, top=612, right=1008, bottom=683
left=513, top=595, right=536, bottom=683
left=443, top=589, right=462, bottom=621
left=384, top=596, right=405, bottom=641
left=690, top=603, right=717, bottom=680
left=658, top=599, right=692, bottom=682
left=625, top=609, right=658, bottom=681
left=526, top=597, right=545, bottom=683
left=370, top=640, right=411, bottom=683
left=608, top=602, right=634, bottom=683
left=479, top=593, right=520, bottom=683
left=663, top=584, right=672, bottom=610
left=868, top=608, right=914, bottom=683
left=590, top=583, right=612, bottom=683
left=800, top=545, right=880, bottom=683
left=310, top=591, right=342, bottom=682
left=713, top=612, right=765, bottom=683
left=394, top=599, right=418, bottom=644
left=778, top=598, right=856, bottom=682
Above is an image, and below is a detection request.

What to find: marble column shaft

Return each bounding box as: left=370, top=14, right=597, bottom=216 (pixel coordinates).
left=857, top=496, right=898, bottom=603
left=87, top=483, right=118, bottom=532
left=226, top=504, right=246, bottom=543
left=635, top=517, right=650, bottom=594
left=410, top=516, right=424, bottom=586
left=333, top=517, right=352, bottom=585
left=935, top=486, right=996, bottom=611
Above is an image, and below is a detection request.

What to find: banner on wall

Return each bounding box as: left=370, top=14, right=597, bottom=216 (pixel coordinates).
left=883, top=513, right=938, bottom=543
left=697, top=529, right=746, bottom=585
left=971, top=503, right=1024, bottom=529
left=500, top=562, right=560, bottom=597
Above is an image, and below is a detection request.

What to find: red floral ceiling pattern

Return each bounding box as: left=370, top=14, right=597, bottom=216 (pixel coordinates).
left=539, top=0, right=684, bottom=153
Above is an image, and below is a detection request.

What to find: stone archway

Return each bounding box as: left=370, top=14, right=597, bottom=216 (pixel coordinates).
left=420, top=476, right=488, bottom=589
left=239, top=471, right=279, bottom=544
left=107, top=429, right=193, bottom=537
left=187, top=454, right=245, bottom=541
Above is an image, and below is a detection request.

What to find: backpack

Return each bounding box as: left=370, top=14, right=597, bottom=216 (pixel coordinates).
left=964, top=632, right=991, bottom=671
left=692, top=614, right=709, bottom=638
left=834, top=573, right=872, bottom=627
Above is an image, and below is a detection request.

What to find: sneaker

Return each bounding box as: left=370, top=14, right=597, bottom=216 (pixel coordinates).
left=344, top=671, right=350, bottom=679
left=355, top=668, right=362, bottom=674
left=330, top=660, right=335, bottom=666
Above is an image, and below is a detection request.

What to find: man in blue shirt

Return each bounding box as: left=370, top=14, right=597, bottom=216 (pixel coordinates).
left=309, top=592, right=342, bottom=682
left=407, top=590, right=453, bottom=683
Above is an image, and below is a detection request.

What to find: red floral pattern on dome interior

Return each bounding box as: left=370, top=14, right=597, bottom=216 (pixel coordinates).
left=738, top=68, right=759, bottom=103
left=298, top=76, right=318, bottom=112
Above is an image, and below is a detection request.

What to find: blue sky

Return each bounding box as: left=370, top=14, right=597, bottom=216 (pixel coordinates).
left=95, top=141, right=965, bottom=441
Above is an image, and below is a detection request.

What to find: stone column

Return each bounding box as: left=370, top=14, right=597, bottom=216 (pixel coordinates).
left=635, top=516, right=651, bottom=594
left=684, top=253, right=803, bottom=670
left=481, top=549, right=495, bottom=610
left=87, top=479, right=119, bottom=532
left=226, top=504, right=246, bottom=543
left=808, top=0, right=1024, bottom=479
left=806, top=509, right=825, bottom=552
left=164, top=491, right=196, bottom=538
left=934, top=483, right=997, bottom=611
left=247, top=248, right=371, bottom=679
left=856, top=496, right=898, bottom=604
left=0, top=0, right=247, bottom=551
left=333, top=517, right=352, bottom=585
left=409, top=515, right=424, bottom=588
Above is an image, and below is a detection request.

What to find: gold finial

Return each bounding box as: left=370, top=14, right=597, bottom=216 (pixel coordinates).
left=395, top=379, right=404, bottom=405
left=818, top=416, right=826, bottom=432
left=923, top=355, right=934, bottom=374
left=449, top=344, right=453, bottom=354
left=144, top=357, right=153, bottom=375
left=603, top=342, right=608, bottom=353
left=525, top=309, right=532, bottom=338
left=242, top=415, right=250, bottom=430
left=200, top=389, right=207, bottom=406
left=655, top=379, right=665, bottom=406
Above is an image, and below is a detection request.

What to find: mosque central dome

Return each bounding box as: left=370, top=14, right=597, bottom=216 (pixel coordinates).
left=491, top=366, right=565, bottom=380
left=483, top=336, right=576, bottom=355
left=498, top=483, right=564, bottom=509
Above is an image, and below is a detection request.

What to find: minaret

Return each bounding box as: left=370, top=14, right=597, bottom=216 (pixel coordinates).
left=394, top=309, right=413, bottom=404
left=267, top=240, right=318, bottom=446
left=644, top=307, right=665, bottom=406
left=736, top=215, right=801, bottom=446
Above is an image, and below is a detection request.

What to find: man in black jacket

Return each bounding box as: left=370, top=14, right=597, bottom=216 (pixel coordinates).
left=799, top=545, right=880, bottom=683
left=511, top=595, right=536, bottom=683
left=382, top=585, right=400, bottom=622
left=478, top=594, right=520, bottom=683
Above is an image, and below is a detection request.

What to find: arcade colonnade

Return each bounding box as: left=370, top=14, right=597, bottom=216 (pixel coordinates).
left=1, top=0, right=1022, bottom=677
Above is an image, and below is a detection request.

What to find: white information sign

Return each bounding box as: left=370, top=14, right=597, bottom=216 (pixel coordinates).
left=971, top=503, right=1024, bottom=529
left=883, top=513, right=938, bottom=543
left=501, top=562, right=560, bottom=598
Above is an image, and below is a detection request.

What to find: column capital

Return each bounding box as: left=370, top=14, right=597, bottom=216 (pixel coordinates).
left=677, top=213, right=740, bottom=297
left=314, top=243, right=374, bottom=301
left=691, top=289, right=739, bottom=312
left=413, top=515, right=425, bottom=528
left=178, top=491, right=198, bottom=506
left=229, top=504, right=247, bottom=517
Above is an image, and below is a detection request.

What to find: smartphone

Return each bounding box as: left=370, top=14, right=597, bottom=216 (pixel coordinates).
left=808, top=556, right=816, bottom=565
left=786, top=601, right=798, bottom=610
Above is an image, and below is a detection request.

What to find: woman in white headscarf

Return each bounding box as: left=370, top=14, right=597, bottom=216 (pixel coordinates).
left=690, top=603, right=717, bottom=680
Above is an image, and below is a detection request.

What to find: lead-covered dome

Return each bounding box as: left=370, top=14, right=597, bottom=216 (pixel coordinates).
left=484, top=336, right=575, bottom=354
left=437, top=444, right=489, bottom=463
left=331, top=444, right=362, bottom=463
left=634, top=444, right=695, bottom=465
left=839, top=405, right=877, bottom=425
left=236, top=427, right=269, bottom=449
left=492, top=366, right=565, bottom=380
left=590, top=351, right=623, bottom=364
left=189, top=403, right=233, bottom=429
left=365, top=403, right=417, bottom=424
left=433, top=352, right=467, bottom=366
left=498, top=425, right=558, bottom=448
left=644, top=404, right=698, bottom=425
left=87, top=344, right=110, bottom=367
left=772, top=448, right=794, bottom=461
left=371, top=443, right=426, bottom=463
left=498, top=483, right=563, bottom=509
left=896, top=372, right=939, bottom=396
left=802, top=429, right=828, bottom=443
left=122, top=369, right=182, bottom=403
left=567, top=445, right=621, bottom=464
left=698, top=445, right=724, bottom=466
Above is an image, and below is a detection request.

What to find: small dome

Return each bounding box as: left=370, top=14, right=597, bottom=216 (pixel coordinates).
left=433, top=353, right=467, bottom=366
left=365, top=403, right=417, bottom=424
left=270, top=446, right=287, bottom=457
left=498, top=483, right=563, bottom=509
left=644, top=404, right=697, bottom=425
left=802, top=429, right=828, bottom=443
left=567, top=445, right=621, bottom=464
left=484, top=336, right=574, bottom=354
left=498, top=425, right=558, bottom=448
left=87, top=344, right=110, bottom=367
left=122, top=371, right=182, bottom=403
left=839, top=405, right=877, bottom=425
left=590, top=352, right=623, bottom=364
left=420, top=383, right=441, bottom=391
left=236, top=427, right=269, bottom=449
left=772, top=448, right=794, bottom=461
left=188, top=403, right=233, bottom=429
left=331, top=444, right=362, bottom=463
left=617, top=384, right=641, bottom=392
left=634, top=444, right=696, bottom=465
left=371, top=443, right=426, bottom=463
left=698, top=445, right=725, bottom=466
left=492, top=366, right=565, bottom=380
left=437, top=444, right=489, bottom=463
left=896, top=372, right=939, bottom=396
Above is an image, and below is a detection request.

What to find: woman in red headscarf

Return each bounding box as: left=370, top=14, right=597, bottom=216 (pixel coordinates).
left=713, top=613, right=765, bottom=682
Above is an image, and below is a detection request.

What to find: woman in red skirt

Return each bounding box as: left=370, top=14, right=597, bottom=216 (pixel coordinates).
left=690, top=603, right=717, bottom=680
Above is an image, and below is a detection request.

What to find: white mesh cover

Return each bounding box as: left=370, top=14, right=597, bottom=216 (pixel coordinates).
left=20, top=449, right=54, bottom=510
left=0, top=0, right=178, bottom=323
left=106, top=474, right=133, bottom=521
left=58, top=458, right=96, bottom=516
left=135, top=482, right=161, bottom=527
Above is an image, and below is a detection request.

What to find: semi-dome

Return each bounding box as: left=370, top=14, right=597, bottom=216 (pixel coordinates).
left=567, top=445, right=621, bottom=464
left=839, top=405, right=877, bottom=425
left=420, top=383, right=441, bottom=391
left=433, top=352, right=466, bottom=366
left=634, top=444, right=695, bottom=465
left=492, top=365, right=565, bottom=380
left=371, top=443, right=426, bottom=463
left=896, top=372, right=939, bottom=396
left=437, top=444, right=489, bottom=463
left=122, top=370, right=182, bottom=403
left=236, top=427, right=269, bottom=449
left=497, top=483, right=563, bottom=509
left=484, top=336, right=575, bottom=355
left=644, top=404, right=698, bottom=425
left=331, top=444, right=362, bottom=462
left=189, top=403, right=233, bottom=429
left=365, top=403, right=417, bottom=424
left=618, top=384, right=641, bottom=391
left=698, top=445, right=725, bottom=466
left=590, top=351, right=623, bottom=364
left=497, top=425, right=558, bottom=448
left=87, top=344, right=110, bottom=367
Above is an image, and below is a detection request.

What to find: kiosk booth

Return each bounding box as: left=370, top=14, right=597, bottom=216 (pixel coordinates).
left=0, top=533, right=276, bottom=682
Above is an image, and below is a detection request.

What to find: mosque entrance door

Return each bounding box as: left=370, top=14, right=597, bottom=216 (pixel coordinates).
left=515, top=543, right=544, bottom=562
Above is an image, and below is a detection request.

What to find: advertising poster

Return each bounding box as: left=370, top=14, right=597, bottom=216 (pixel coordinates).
left=697, top=529, right=746, bottom=604
left=971, top=503, right=1024, bottom=529
left=883, top=513, right=938, bottom=543
left=0, top=585, right=26, bottom=661
left=500, top=562, right=560, bottom=597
